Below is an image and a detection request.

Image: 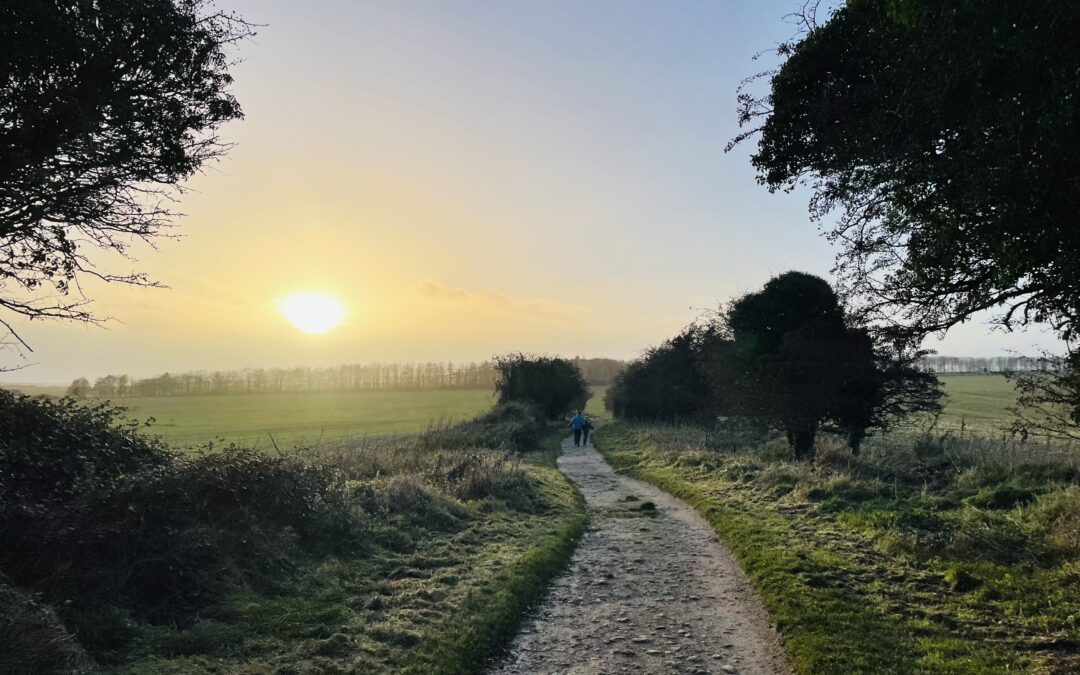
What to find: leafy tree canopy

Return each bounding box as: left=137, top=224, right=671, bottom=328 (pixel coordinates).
left=493, top=354, right=588, bottom=420
left=722, top=272, right=940, bottom=458
left=607, top=272, right=942, bottom=458
left=0, top=0, right=248, bottom=348
left=736, top=0, right=1080, bottom=342
left=605, top=324, right=726, bottom=424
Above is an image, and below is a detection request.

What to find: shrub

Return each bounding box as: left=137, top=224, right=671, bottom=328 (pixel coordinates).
left=0, top=390, right=169, bottom=515
left=0, top=389, right=559, bottom=664
left=493, top=354, right=588, bottom=420
left=418, top=401, right=546, bottom=452
left=0, top=583, right=90, bottom=674
left=606, top=324, right=730, bottom=424
left=0, top=393, right=361, bottom=631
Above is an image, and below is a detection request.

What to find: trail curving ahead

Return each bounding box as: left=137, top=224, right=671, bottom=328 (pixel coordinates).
left=491, top=435, right=790, bottom=675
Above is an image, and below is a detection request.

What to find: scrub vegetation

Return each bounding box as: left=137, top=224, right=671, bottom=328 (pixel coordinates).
left=595, top=422, right=1080, bottom=673
left=0, top=384, right=586, bottom=674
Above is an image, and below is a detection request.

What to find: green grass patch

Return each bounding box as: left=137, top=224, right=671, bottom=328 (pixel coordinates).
left=936, top=375, right=1018, bottom=435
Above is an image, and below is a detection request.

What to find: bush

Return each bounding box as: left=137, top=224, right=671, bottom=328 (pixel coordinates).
left=606, top=324, right=726, bottom=423
left=0, top=390, right=170, bottom=515
left=0, top=392, right=361, bottom=631
left=0, top=389, right=558, bottom=665
left=493, top=354, right=588, bottom=420
left=0, top=583, right=90, bottom=674
left=418, top=401, right=547, bottom=452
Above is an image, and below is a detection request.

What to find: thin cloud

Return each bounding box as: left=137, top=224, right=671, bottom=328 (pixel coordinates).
left=414, top=281, right=582, bottom=319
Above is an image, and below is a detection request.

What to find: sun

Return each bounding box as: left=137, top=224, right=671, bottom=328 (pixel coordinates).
left=276, top=292, right=346, bottom=334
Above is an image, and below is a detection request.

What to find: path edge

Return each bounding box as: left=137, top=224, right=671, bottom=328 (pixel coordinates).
left=401, top=429, right=587, bottom=675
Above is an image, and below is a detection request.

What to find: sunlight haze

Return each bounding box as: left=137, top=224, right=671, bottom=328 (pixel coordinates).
left=2, top=0, right=1059, bottom=382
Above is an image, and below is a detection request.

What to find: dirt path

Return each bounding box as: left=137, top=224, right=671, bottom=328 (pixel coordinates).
left=490, top=435, right=790, bottom=675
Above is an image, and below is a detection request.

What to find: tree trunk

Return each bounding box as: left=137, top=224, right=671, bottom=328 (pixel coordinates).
left=787, top=421, right=817, bottom=461
left=848, top=427, right=866, bottom=456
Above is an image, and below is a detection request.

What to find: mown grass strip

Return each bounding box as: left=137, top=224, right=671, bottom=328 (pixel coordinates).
left=594, top=423, right=921, bottom=674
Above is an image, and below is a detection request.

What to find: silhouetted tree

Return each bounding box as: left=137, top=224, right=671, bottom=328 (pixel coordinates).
left=724, top=273, right=850, bottom=458
left=606, top=325, right=728, bottom=424
left=493, top=354, right=588, bottom=420
left=725, top=272, right=941, bottom=458
left=0, top=0, right=249, bottom=349
left=827, top=327, right=943, bottom=454
left=733, top=1, right=1080, bottom=345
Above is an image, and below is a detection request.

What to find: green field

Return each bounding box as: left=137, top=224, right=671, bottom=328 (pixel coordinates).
left=0, top=375, right=1018, bottom=447
left=100, top=389, right=496, bottom=447
left=936, top=374, right=1018, bottom=433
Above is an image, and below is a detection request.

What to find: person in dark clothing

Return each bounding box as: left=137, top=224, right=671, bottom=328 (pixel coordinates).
left=581, top=416, right=593, bottom=445
left=570, top=411, right=585, bottom=446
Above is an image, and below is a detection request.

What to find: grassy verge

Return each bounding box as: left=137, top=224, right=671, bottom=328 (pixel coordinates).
left=1, top=395, right=585, bottom=674
left=400, top=431, right=584, bottom=674
left=594, top=422, right=1080, bottom=674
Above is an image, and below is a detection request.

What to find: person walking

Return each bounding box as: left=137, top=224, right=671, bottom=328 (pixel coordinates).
left=570, top=411, right=585, bottom=446
left=581, top=416, right=593, bottom=445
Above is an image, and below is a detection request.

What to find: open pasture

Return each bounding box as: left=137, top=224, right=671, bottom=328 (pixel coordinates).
left=110, top=389, right=495, bottom=448
left=936, top=374, right=1018, bottom=434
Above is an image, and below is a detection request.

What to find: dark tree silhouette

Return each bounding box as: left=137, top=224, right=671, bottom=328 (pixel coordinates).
left=604, top=273, right=941, bottom=457
left=725, top=272, right=941, bottom=458
left=605, top=324, right=727, bottom=424
left=493, top=354, right=588, bottom=420
left=0, top=0, right=249, bottom=348
left=725, top=273, right=850, bottom=458
left=733, top=1, right=1080, bottom=344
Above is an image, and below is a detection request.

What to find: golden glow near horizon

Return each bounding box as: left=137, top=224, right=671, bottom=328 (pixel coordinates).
left=276, top=292, right=346, bottom=335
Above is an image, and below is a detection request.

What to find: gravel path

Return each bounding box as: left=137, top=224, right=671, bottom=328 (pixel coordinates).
left=490, top=435, right=790, bottom=675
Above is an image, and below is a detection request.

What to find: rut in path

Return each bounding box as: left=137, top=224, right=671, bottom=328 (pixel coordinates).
left=490, top=435, right=790, bottom=675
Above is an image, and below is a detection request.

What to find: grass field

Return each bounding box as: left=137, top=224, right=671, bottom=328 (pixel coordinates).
left=0, top=375, right=1021, bottom=448
left=936, top=374, right=1019, bottom=433
left=122, top=390, right=497, bottom=447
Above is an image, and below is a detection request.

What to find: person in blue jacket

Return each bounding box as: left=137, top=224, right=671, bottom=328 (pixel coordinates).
left=570, top=411, right=585, bottom=446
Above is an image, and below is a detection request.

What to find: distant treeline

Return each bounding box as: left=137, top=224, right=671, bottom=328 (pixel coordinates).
left=67, top=358, right=626, bottom=398
left=919, top=355, right=1055, bottom=374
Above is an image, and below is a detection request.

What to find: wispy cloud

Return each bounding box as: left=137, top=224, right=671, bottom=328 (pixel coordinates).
left=414, top=281, right=582, bottom=319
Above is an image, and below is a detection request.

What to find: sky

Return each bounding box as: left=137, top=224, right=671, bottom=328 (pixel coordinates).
left=3, top=0, right=1063, bottom=383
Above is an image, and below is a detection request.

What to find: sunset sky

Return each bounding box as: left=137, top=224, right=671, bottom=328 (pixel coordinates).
left=4, top=0, right=1061, bottom=383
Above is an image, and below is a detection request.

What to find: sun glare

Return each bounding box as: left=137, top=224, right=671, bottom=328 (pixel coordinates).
left=276, top=292, right=346, bottom=334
